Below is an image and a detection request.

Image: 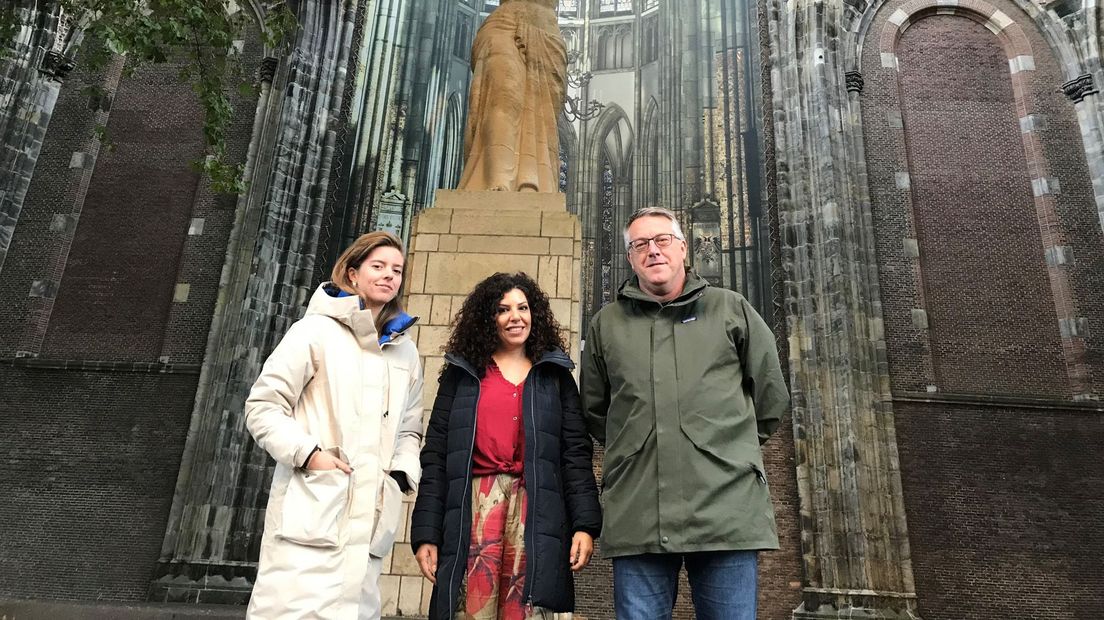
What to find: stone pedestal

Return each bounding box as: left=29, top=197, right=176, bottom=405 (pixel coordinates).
left=376, top=189, right=583, bottom=616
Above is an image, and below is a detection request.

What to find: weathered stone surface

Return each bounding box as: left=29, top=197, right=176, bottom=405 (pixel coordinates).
left=457, top=235, right=551, bottom=255
left=434, top=189, right=566, bottom=212
left=449, top=211, right=543, bottom=237
left=768, top=0, right=920, bottom=616
left=153, top=0, right=368, bottom=602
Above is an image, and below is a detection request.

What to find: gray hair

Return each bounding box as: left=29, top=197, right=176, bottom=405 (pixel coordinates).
left=623, top=207, right=686, bottom=249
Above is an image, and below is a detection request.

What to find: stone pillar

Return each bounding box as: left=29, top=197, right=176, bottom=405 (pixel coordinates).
left=0, top=4, right=72, bottom=277
left=767, top=1, right=921, bottom=618
left=150, top=0, right=364, bottom=603
left=1063, top=73, right=1104, bottom=233
left=377, top=189, right=582, bottom=616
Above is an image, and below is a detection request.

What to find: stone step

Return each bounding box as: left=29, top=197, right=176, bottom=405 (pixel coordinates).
left=0, top=599, right=414, bottom=620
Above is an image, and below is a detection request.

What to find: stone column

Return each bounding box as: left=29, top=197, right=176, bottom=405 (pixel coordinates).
left=767, top=1, right=921, bottom=618
left=0, top=4, right=76, bottom=277
left=377, top=189, right=582, bottom=615
left=150, top=0, right=365, bottom=603
left=1063, top=74, right=1104, bottom=233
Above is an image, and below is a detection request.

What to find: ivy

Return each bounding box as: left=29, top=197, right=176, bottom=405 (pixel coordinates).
left=0, top=0, right=297, bottom=194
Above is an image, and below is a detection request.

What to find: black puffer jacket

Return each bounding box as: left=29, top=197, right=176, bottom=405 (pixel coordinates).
left=411, top=349, right=601, bottom=618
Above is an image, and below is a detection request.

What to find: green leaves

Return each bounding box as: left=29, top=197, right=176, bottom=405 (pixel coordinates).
left=2, top=0, right=299, bottom=194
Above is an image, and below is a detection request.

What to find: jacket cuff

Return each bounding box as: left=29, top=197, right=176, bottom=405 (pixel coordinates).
left=389, top=454, right=421, bottom=495
left=293, top=437, right=321, bottom=470
left=573, top=524, right=602, bottom=538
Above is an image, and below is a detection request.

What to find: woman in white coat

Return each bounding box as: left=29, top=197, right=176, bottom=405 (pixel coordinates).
left=244, top=231, right=424, bottom=619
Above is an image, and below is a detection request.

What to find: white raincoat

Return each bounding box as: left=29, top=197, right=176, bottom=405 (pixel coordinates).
left=244, top=283, right=423, bottom=619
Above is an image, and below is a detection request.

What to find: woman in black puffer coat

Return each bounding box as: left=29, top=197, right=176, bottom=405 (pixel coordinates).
left=411, top=272, right=601, bottom=619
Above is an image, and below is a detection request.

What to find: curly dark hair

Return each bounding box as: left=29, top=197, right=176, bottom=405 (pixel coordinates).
left=444, top=272, right=566, bottom=375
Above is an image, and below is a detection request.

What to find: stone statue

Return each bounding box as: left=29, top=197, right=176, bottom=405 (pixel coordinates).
left=459, top=0, right=566, bottom=193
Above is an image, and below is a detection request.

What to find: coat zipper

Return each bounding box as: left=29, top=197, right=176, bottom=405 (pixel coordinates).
left=444, top=356, right=567, bottom=615
left=522, top=366, right=539, bottom=605
left=447, top=364, right=480, bottom=617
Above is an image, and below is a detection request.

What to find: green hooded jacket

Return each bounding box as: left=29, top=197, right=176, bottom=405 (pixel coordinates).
left=580, top=271, right=789, bottom=557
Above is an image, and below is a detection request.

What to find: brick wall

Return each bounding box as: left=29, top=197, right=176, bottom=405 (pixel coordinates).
left=0, top=36, right=260, bottom=602
left=863, top=1, right=1104, bottom=618
left=0, top=50, right=116, bottom=358
left=895, top=400, right=1104, bottom=619
left=0, top=368, right=199, bottom=600
left=39, top=59, right=206, bottom=360
left=878, top=14, right=1070, bottom=397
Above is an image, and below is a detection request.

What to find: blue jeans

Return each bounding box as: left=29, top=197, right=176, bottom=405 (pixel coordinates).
left=613, top=551, right=758, bottom=620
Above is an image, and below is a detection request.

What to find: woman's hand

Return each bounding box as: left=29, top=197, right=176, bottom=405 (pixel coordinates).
left=415, top=544, right=439, bottom=583
left=306, top=449, right=353, bottom=474
left=569, top=532, right=594, bottom=572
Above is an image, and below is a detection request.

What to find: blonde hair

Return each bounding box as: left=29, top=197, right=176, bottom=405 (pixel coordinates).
left=331, top=231, right=407, bottom=334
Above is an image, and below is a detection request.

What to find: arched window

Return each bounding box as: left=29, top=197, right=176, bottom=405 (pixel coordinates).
left=595, top=26, right=633, bottom=70
left=453, top=20, right=471, bottom=60
left=618, top=29, right=633, bottom=66
left=583, top=106, right=633, bottom=324
left=438, top=94, right=465, bottom=190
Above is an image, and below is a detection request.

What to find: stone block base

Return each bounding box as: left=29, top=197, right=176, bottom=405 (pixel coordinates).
left=793, top=596, right=921, bottom=619
left=406, top=189, right=583, bottom=401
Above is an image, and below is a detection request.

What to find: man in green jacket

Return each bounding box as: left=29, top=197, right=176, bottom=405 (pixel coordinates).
left=581, top=207, right=789, bottom=619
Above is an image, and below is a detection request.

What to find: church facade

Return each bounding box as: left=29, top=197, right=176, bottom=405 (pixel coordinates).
left=1, top=0, right=1101, bottom=618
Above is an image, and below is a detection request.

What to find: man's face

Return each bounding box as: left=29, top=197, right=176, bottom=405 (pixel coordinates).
left=626, top=215, right=687, bottom=295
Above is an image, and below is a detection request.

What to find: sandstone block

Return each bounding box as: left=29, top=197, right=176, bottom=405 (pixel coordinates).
left=450, top=211, right=542, bottom=236
left=435, top=189, right=566, bottom=212
left=424, top=253, right=540, bottom=295
left=458, top=235, right=551, bottom=255
left=413, top=209, right=452, bottom=234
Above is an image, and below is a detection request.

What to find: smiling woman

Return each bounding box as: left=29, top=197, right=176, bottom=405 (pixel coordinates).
left=243, top=230, right=426, bottom=619
left=411, top=272, right=601, bottom=620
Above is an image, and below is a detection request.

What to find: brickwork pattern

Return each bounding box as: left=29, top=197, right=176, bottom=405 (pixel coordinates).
left=895, top=400, right=1104, bottom=619
left=897, top=16, right=1068, bottom=396
left=0, top=368, right=199, bottom=601
left=0, top=51, right=116, bottom=358
left=859, top=1, right=1104, bottom=619
left=40, top=58, right=207, bottom=360
left=0, top=39, right=260, bottom=605
left=862, top=0, right=1104, bottom=399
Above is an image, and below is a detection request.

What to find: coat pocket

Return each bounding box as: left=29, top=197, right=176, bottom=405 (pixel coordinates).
left=278, top=467, right=353, bottom=548
left=368, top=474, right=404, bottom=558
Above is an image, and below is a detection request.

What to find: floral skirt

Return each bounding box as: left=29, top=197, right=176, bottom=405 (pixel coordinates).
left=456, top=473, right=567, bottom=620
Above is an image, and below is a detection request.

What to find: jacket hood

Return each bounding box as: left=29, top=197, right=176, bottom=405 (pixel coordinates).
left=306, top=283, right=418, bottom=348
left=617, top=268, right=708, bottom=307
left=444, top=348, right=574, bottom=378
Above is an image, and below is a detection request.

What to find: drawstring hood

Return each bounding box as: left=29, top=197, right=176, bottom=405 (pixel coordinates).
left=307, top=283, right=419, bottom=348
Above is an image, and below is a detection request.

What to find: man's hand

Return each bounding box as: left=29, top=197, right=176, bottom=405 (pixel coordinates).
left=416, top=543, right=439, bottom=583
left=569, top=532, right=594, bottom=572
left=306, top=450, right=353, bottom=474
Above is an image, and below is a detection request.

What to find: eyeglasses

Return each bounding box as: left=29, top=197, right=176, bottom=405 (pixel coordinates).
left=627, top=233, right=681, bottom=253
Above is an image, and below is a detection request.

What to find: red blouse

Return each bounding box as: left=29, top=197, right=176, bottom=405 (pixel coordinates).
left=471, top=364, right=526, bottom=476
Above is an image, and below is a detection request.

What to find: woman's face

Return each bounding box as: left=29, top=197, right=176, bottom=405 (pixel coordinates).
left=348, top=246, right=404, bottom=309
left=495, top=288, right=532, bottom=352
